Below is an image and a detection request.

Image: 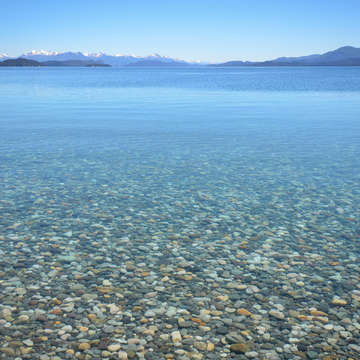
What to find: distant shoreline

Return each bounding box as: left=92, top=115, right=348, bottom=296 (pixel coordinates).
left=1, top=64, right=360, bottom=68
left=1, top=45, right=360, bottom=67
left=1, top=57, right=360, bottom=68
left=0, top=58, right=111, bottom=67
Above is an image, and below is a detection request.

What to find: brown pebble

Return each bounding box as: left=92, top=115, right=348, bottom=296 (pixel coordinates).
left=230, top=343, right=252, bottom=353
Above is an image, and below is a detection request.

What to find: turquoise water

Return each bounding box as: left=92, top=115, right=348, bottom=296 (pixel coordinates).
left=0, top=67, right=360, bottom=359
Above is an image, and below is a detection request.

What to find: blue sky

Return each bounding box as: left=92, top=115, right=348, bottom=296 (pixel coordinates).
left=1, top=0, right=359, bottom=62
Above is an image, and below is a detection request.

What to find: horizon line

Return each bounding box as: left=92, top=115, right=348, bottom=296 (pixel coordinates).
left=1, top=44, right=359, bottom=64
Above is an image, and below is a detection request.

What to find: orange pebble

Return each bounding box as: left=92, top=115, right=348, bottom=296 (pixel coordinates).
left=237, top=308, right=252, bottom=316
left=191, top=317, right=206, bottom=326
left=311, top=310, right=327, bottom=317
left=88, top=314, right=97, bottom=320
left=50, top=309, right=62, bottom=315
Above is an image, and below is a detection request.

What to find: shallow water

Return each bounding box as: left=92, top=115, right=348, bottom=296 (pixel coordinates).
left=0, top=66, right=360, bottom=359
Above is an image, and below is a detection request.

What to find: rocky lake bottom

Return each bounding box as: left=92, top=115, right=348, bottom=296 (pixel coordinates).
left=0, top=129, right=359, bottom=360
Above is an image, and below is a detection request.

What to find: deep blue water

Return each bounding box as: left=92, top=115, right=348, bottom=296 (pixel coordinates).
left=0, top=66, right=360, bottom=153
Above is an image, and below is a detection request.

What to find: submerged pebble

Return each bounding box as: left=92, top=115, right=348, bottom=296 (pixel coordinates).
left=0, top=129, right=359, bottom=359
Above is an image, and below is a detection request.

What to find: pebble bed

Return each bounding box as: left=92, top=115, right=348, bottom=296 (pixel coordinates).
left=0, top=130, right=359, bottom=360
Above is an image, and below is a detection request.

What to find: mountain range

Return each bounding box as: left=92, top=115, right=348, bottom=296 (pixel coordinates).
left=1, top=46, right=360, bottom=66
left=0, top=50, right=190, bottom=66
left=215, top=46, right=360, bottom=66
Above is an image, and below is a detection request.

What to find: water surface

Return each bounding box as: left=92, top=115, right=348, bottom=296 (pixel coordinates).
left=0, top=66, right=359, bottom=359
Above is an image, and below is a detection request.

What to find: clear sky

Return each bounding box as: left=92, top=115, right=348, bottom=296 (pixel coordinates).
left=1, top=0, right=359, bottom=62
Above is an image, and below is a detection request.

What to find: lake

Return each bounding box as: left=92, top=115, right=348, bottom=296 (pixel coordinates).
left=0, top=66, right=360, bottom=359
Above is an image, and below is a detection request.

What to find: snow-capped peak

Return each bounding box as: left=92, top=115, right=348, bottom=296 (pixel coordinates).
left=149, top=53, right=163, bottom=58
left=24, top=50, right=59, bottom=56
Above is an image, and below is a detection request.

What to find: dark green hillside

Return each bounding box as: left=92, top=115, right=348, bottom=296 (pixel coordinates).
left=0, top=58, right=42, bottom=66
